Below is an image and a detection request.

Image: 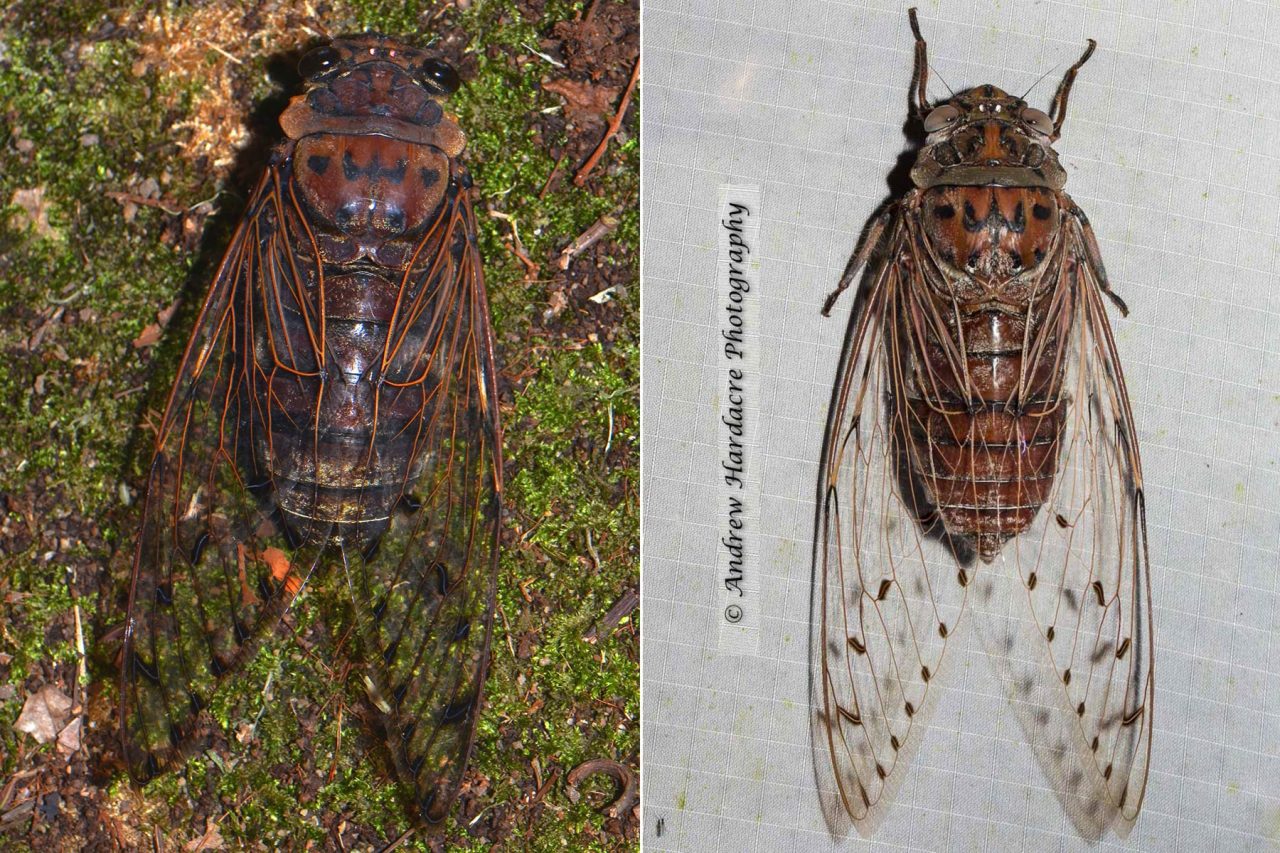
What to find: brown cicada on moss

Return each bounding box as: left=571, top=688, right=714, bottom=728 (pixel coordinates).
left=120, top=35, right=501, bottom=824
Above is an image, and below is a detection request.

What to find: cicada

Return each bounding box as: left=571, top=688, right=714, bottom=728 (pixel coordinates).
left=819, top=9, right=1153, bottom=839
left=120, top=35, right=501, bottom=824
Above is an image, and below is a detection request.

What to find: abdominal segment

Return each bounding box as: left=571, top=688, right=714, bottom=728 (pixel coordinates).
left=906, top=185, right=1069, bottom=561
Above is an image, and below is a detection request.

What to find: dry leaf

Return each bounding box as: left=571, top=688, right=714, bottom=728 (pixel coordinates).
left=543, top=78, right=620, bottom=125
left=9, top=187, right=60, bottom=240
left=56, top=716, right=83, bottom=755
left=132, top=323, right=162, bottom=349
left=261, top=547, right=301, bottom=596
left=545, top=288, right=570, bottom=319
left=262, top=546, right=290, bottom=581
left=13, top=684, right=73, bottom=744
left=157, top=299, right=180, bottom=328
left=236, top=542, right=259, bottom=606
left=185, top=819, right=225, bottom=851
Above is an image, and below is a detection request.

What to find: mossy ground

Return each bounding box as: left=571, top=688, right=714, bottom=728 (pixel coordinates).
left=0, top=1, right=637, bottom=849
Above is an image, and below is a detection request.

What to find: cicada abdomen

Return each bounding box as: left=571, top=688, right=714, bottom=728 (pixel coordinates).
left=819, top=8, right=1152, bottom=840
left=907, top=126, right=1072, bottom=561
left=121, top=35, right=501, bottom=824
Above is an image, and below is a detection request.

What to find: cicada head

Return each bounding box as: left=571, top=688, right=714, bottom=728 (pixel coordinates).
left=910, top=86, right=1068, bottom=191
left=279, top=35, right=466, bottom=158
left=904, top=9, right=1096, bottom=193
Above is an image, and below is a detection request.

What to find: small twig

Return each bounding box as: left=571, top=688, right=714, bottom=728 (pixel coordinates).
left=106, top=191, right=184, bottom=216
left=328, top=703, right=342, bottom=782
left=583, top=588, right=639, bottom=644
left=521, top=42, right=565, bottom=68
left=538, top=152, right=567, bottom=200
left=603, top=402, right=615, bottom=457
left=574, top=58, right=640, bottom=186
left=489, top=210, right=541, bottom=279
left=558, top=212, right=619, bottom=270
left=585, top=530, right=602, bottom=573
left=532, top=766, right=560, bottom=803
left=47, top=286, right=83, bottom=306
left=497, top=601, right=518, bottom=662
left=377, top=828, right=415, bottom=852
left=200, top=39, right=242, bottom=65
left=72, top=601, right=87, bottom=708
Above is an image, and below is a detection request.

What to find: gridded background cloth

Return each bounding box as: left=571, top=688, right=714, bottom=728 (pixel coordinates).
left=641, top=0, right=1280, bottom=850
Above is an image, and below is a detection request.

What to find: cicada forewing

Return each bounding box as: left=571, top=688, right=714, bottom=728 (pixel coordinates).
left=121, top=37, right=501, bottom=824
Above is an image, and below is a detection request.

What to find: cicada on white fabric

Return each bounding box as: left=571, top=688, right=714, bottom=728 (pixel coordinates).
left=119, top=35, right=501, bottom=823
left=819, top=9, right=1153, bottom=839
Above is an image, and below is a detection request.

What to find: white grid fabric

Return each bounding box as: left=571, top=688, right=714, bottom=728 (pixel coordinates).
left=640, top=0, right=1280, bottom=850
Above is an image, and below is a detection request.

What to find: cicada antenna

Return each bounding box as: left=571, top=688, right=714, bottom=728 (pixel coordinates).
left=907, top=8, right=930, bottom=118
left=1049, top=38, right=1096, bottom=137
left=1020, top=62, right=1059, bottom=102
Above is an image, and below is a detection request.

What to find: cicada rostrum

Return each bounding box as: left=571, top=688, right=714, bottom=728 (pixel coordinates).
left=120, top=35, right=500, bottom=823
left=820, top=9, right=1153, bottom=839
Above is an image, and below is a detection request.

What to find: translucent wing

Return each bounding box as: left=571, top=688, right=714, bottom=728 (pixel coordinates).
left=970, top=201, right=1153, bottom=839
left=120, top=168, right=323, bottom=778
left=819, top=211, right=974, bottom=833
left=337, top=179, right=501, bottom=822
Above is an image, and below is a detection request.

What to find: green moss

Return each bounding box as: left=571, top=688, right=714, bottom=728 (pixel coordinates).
left=1, top=0, right=636, bottom=848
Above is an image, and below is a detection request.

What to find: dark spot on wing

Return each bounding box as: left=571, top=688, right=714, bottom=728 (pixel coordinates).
left=133, top=652, right=160, bottom=685
left=383, top=636, right=402, bottom=666
left=442, top=693, right=475, bottom=724
left=189, top=531, right=209, bottom=565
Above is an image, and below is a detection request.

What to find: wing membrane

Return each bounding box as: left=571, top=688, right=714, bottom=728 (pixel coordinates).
left=971, top=207, right=1152, bottom=838
left=820, top=213, right=971, bottom=833
left=121, top=170, right=320, bottom=778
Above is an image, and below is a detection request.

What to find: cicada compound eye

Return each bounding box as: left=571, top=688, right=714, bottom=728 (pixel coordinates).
left=922, top=103, right=962, bottom=133
left=1020, top=106, right=1055, bottom=136
left=298, top=45, right=342, bottom=80
left=418, top=59, right=461, bottom=97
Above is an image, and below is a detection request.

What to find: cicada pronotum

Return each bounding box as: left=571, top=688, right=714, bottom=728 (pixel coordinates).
left=120, top=35, right=500, bottom=823
left=820, top=9, right=1153, bottom=839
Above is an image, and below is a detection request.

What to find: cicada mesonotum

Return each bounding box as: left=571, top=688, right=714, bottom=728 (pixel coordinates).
left=820, top=9, right=1153, bottom=839
left=120, top=35, right=501, bottom=823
